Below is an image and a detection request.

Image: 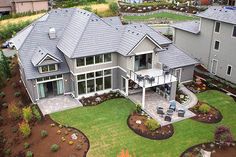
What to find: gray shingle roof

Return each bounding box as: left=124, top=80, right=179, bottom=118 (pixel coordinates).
left=171, top=21, right=200, bottom=34
left=102, top=17, right=122, bottom=26
left=197, top=6, right=236, bottom=25
left=159, top=44, right=198, bottom=69
left=31, top=46, right=62, bottom=66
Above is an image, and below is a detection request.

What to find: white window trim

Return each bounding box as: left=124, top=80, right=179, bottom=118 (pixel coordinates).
left=232, top=25, right=236, bottom=38
left=226, top=64, right=232, bottom=76
left=211, top=59, right=218, bottom=75
left=214, top=21, right=221, bottom=33
left=213, top=40, right=220, bottom=51
left=174, top=68, right=182, bottom=82
left=39, top=64, right=58, bottom=73
left=75, top=54, right=112, bottom=68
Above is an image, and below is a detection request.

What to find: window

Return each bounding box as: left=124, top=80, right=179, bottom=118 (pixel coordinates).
left=86, top=56, right=94, bottom=65
left=87, top=80, right=95, bottom=93
left=232, top=26, right=236, bottom=37
left=87, top=72, right=94, bottom=79
left=214, top=41, right=220, bottom=50
left=49, top=64, right=56, bottom=71
left=77, top=74, right=85, bottom=80
left=95, top=55, right=103, bottom=64
left=104, top=69, right=111, bottom=75
left=76, top=58, right=85, bottom=67
left=41, top=65, right=48, bottom=72
left=215, top=22, right=220, bottom=33
left=104, top=53, right=111, bottom=62
left=78, top=81, right=86, bottom=94
left=96, top=71, right=103, bottom=77
left=96, top=78, right=103, bottom=91
left=36, top=75, right=62, bottom=82
left=104, top=76, right=112, bottom=89
left=226, top=65, right=232, bottom=76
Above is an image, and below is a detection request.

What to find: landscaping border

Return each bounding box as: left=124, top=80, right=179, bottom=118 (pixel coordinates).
left=127, top=115, right=174, bottom=140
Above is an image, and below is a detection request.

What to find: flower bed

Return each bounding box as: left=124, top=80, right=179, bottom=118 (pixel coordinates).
left=176, top=89, right=189, bottom=104
left=127, top=112, right=174, bottom=140
left=80, top=91, right=123, bottom=106
left=184, top=77, right=209, bottom=94
left=189, top=102, right=222, bottom=123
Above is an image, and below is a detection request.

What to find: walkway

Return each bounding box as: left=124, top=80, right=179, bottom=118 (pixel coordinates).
left=37, top=95, right=83, bottom=115
left=128, top=90, right=195, bottom=126
left=179, top=83, right=198, bottom=108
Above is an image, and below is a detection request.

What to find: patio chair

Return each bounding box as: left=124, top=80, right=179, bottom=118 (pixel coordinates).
left=169, top=100, right=176, bottom=111
left=166, top=109, right=174, bottom=116
left=164, top=115, right=172, bottom=122
left=178, top=109, right=185, bottom=117
left=157, top=106, right=164, bottom=115
left=137, top=75, right=144, bottom=82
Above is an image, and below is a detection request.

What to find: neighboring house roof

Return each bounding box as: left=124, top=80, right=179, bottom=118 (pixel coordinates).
left=31, top=46, right=62, bottom=66
left=159, top=44, right=198, bottom=69
left=171, top=21, right=200, bottom=34
left=197, top=6, right=236, bottom=25
left=11, top=8, right=197, bottom=80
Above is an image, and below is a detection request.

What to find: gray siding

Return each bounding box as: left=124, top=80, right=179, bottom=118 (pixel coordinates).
left=176, top=65, right=195, bottom=82
left=63, top=73, right=71, bottom=93
left=132, top=37, right=156, bottom=54
left=112, top=67, right=127, bottom=90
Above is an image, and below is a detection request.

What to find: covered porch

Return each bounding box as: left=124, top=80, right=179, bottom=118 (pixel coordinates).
left=128, top=90, right=195, bottom=126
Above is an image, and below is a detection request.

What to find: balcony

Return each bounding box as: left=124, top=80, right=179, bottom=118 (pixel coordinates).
left=128, top=68, right=177, bottom=88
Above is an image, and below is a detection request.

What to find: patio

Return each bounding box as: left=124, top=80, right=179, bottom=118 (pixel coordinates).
left=128, top=90, right=195, bottom=126
left=37, top=95, right=83, bottom=115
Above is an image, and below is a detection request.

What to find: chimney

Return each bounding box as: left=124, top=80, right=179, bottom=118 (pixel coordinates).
left=49, top=28, right=56, bottom=39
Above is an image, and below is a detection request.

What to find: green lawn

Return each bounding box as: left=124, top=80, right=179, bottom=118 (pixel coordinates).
left=51, top=90, right=236, bottom=157
left=123, top=12, right=198, bottom=22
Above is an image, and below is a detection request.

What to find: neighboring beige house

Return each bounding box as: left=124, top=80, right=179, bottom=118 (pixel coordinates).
left=172, top=6, right=236, bottom=84
left=0, top=0, right=48, bottom=14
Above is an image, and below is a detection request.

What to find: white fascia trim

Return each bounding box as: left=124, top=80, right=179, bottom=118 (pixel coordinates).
left=127, top=34, right=163, bottom=56
left=38, top=54, right=61, bottom=65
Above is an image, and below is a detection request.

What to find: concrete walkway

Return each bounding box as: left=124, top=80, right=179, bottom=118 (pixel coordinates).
left=37, top=95, right=83, bottom=115
left=179, top=83, right=198, bottom=109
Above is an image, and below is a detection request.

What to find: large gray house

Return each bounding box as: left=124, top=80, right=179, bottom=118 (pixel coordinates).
left=11, top=8, right=197, bottom=109
left=172, top=6, right=236, bottom=84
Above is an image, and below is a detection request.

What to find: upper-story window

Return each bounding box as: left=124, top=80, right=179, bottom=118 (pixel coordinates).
left=39, top=64, right=58, bottom=73
left=76, top=53, right=112, bottom=67
left=214, top=41, right=220, bottom=50
left=232, top=26, right=236, bottom=37
left=214, top=22, right=220, bottom=33
left=226, top=65, right=232, bottom=76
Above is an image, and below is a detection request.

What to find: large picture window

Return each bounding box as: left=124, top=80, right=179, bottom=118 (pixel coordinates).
left=77, top=69, right=112, bottom=95
left=86, top=56, right=94, bottom=65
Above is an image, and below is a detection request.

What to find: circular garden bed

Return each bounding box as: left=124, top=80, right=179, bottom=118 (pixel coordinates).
left=190, top=102, right=222, bottom=123
left=180, top=142, right=236, bottom=157
left=127, top=112, right=174, bottom=140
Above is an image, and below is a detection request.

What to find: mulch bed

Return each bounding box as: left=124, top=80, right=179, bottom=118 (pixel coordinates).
left=180, top=142, right=236, bottom=157
left=80, top=92, right=123, bottom=106
left=189, top=102, right=223, bottom=124
left=127, top=112, right=174, bottom=140
left=0, top=57, right=89, bottom=157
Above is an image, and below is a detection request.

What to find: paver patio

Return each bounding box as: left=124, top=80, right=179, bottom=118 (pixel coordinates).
left=128, top=90, right=195, bottom=126
left=37, top=95, right=83, bottom=115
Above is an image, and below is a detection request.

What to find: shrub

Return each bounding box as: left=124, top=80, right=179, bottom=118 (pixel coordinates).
left=135, top=104, right=142, bottom=114
left=4, top=148, right=11, bottom=156
left=22, top=106, right=33, bottom=122
left=8, top=102, right=21, bottom=120
left=214, top=126, right=234, bottom=146
left=109, top=2, right=119, bottom=14
left=32, top=106, right=41, bottom=121
left=19, top=121, right=31, bottom=138
left=144, top=119, right=160, bottom=131
left=83, top=6, right=92, bottom=12
left=51, top=144, right=59, bottom=152
left=14, top=91, right=21, bottom=97
left=40, top=130, right=48, bottom=138
left=198, top=103, right=211, bottom=114
left=0, top=92, right=5, bottom=98
left=25, top=151, right=33, bottom=157
left=24, top=142, right=30, bottom=149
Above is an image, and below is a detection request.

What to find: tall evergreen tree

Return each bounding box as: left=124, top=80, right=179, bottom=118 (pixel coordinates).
left=0, top=50, right=11, bottom=79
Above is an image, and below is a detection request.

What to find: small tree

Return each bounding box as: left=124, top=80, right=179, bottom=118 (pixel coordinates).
left=8, top=102, right=21, bottom=120
left=0, top=50, right=11, bottom=79
left=109, top=2, right=118, bottom=14
left=19, top=121, right=31, bottom=138
left=214, top=126, right=234, bottom=147
left=22, top=106, right=33, bottom=122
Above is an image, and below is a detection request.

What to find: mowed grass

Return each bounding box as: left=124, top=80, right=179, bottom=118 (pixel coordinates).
left=51, top=90, right=236, bottom=157
left=123, top=12, right=198, bottom=22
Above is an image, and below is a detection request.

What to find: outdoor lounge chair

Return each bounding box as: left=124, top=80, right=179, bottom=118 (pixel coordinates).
left=169, top=100, right=176, bottom=111
left=157, top=107, right=164, bottom=115
left=164, top=115, right=171, bottom=122
left=178, top=109, right=185, bottom=117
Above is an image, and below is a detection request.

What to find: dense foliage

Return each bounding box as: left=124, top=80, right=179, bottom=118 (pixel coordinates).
left=18, top=121, right=31, bottom=138
left=144, top=119, right=160, bottom=131
left=198, top=103, right=211, bottom=114
left=0, top=50, right=11, bottom=87
left=0, top=10, right=46, bottom=21
left=22, top=106, right=33, bottom=122
left=54, top=0, right=105, bottom=8
left=214, top=126, right=234, bottom=146
left=109, top=2, right=118, bottom=14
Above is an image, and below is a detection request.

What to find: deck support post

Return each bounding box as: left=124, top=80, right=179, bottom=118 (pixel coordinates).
left=142, top=87, right=146, bottom=109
